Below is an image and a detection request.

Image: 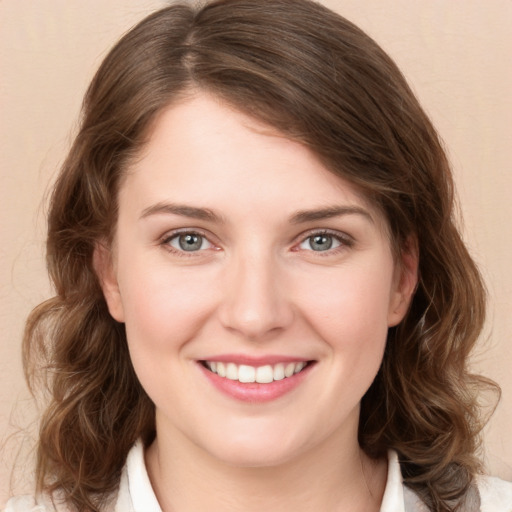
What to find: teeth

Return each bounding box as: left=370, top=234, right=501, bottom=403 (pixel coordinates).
left=239, top=365, right=256, bottom=383
left=217, top=362, right=226, bottom=377
left=256, top=365, right=273, bottom=383
left=226, top=363, right=238, bottom=380
left=205, top=361, right=308, bottom=383
left=294, top=362, right=306, bottom=374
left=273, top=363, right=285, bottom=381
left=284, top=363, right=296, bottom=378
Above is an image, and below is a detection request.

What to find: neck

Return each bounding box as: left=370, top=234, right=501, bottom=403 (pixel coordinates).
left=145, top=422, right=387, bottom=512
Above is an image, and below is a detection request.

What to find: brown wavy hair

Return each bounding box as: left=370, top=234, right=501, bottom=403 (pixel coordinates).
left=23, top=1, right=496, bottom=510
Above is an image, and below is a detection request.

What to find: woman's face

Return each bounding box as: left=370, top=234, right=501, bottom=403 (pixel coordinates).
left=97, top=93, right=416, bottom=467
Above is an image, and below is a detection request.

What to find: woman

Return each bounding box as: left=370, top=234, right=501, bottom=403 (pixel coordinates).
left=5, top=0, right=512, bottom=511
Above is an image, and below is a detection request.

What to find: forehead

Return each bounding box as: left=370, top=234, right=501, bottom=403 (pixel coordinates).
left=121, top=93, right=385, bottom=229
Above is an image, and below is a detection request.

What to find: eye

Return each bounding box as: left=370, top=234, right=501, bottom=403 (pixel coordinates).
left=298, top=232, right=346, bottom=252
left=166, top=232, right=213, bottom=252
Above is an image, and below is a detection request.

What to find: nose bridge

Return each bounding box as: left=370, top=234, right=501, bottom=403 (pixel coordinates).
left=219, top=243, right=293, bottom=339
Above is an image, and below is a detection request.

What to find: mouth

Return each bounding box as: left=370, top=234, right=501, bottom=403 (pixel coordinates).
left=201, top=360, right=312, bottom=384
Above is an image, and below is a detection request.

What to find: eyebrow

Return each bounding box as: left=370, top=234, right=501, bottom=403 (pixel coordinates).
left=140, top=202, right=224, bottom=223
left=289, top=205, right=374, bottom=224
left=140, top=202, right=373, bottom=225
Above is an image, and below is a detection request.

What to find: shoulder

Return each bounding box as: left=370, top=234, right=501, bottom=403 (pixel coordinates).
left=476, top=474, right=512, bottom=511
left=2, top=494, right=64, bottom=512
left=391, top=448, right=512, bottom=512
left=3, top=491, right=120, bottom=512
left=400, top=475, right=512, bottom=512
left=3, top=442, right=145, bottom=512
left=3, top=488, right=119, bottom=512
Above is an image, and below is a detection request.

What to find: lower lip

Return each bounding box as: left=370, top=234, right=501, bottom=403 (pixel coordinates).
left=198, top=362, right=314, bottom=403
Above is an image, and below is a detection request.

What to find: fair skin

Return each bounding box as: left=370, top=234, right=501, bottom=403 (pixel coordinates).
left=96, top=93, right=418, bottom=512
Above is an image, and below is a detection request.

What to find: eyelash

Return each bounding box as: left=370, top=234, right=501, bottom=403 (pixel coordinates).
left=160, top=229, right=216, bottom=258
left=160, top=229, right=354, bottom=257
left=295, top=229, right=354, bottom=256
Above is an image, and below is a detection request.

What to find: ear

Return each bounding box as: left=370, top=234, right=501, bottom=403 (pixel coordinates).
left=93, top=241, right=125, bottom=323
left=388, top=236, right=419, bottom=327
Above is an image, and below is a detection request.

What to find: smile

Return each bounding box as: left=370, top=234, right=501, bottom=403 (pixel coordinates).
left=203, top=361, right=308, bottom=383
left=199, top=358, right=315, bottom=402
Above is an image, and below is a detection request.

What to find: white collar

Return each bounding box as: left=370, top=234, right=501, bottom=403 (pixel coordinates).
left=118, top=440, right=409, bottom=512
left=381, top=450, right=407, bottom=512
left=120, top=440, right=162, bottom=512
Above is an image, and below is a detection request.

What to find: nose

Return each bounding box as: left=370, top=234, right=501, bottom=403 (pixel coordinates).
left=218, top=251, right=294, bottom=341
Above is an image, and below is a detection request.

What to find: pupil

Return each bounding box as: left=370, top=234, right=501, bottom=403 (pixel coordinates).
left=311, top=235, right=332, bottom=251
left=179, top=234, right=202, bottom=251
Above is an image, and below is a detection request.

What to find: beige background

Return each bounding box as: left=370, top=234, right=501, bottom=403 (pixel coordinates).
left=1, top=0, right=511, bottom=504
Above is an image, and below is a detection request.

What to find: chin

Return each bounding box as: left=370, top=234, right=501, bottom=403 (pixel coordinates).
left=202, top=427, right=309, bottom=469
left=214, top=446, right=296, bottom=469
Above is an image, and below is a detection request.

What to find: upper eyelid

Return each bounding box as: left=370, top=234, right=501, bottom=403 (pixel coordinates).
left=160, top=228, right=219, bottom=252
left=291, top=229, right=354, bottom=254
left=161, top=227, right=213, bottom=242
left=159, top=227, right=353, bottom=250
left=159, top=230, right=220, bottom=260
left=295, top=228, right=353, bottom=243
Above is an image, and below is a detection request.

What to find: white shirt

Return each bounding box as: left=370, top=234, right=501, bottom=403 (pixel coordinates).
left=5, top=440, right=512, bottom=511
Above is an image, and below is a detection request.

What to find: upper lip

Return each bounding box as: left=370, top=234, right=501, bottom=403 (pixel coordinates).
left=199, top=354, right=313, bottom=366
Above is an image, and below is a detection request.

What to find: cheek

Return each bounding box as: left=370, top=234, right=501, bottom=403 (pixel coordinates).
left=300, top=263, right=393, bottom=338
left=280, top=263, right=394, bottom=433
left=295, top=259, right=394, bottom=387
left=117, top=257, right=218, bottom=353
